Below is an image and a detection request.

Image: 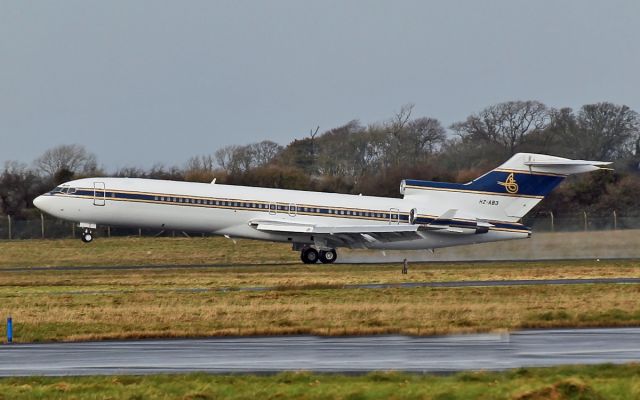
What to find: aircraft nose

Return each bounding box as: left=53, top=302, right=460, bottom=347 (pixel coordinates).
left=33, top=195, right=49, bottom=212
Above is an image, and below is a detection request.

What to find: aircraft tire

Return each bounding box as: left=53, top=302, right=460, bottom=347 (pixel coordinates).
left=81, top=230, right=93, bottom=243
left=301, top=247, right=319, bottom=264
left=319, top=249, right=337, bottom=264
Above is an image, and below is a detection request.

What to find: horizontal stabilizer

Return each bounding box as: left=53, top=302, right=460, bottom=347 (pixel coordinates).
left=524, top=159, right=611, bottom=167
left=523, top=158, right=613, bottom=174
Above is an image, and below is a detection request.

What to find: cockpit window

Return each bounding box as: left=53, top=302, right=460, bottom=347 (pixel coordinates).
left=51, top=186, right=74, bottom=194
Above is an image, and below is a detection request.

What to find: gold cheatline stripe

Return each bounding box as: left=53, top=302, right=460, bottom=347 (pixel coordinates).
left=67, top=193, right=396, bottom=222
left=78, top=187, right=405, bottom=216
left=63, top=191, right=529, bottom=232
left=404, top=185, right=545, bottom=199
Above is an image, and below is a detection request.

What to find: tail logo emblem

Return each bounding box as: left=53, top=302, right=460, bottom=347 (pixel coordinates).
left=497, top=173, right=519, bottom=194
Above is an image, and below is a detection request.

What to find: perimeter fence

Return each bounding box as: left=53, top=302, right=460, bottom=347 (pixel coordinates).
left=0, top=211, right=638, bottom=240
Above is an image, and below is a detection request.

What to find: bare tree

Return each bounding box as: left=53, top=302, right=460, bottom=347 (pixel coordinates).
left=0, top=161, right=43, bottom=216
left=249, top=140, right=283, bottom=167
left=573, top=102, right=640, bottom=160
left=390, top=103, right=414, bottom=137
left=386, top=104, right=415, bottom=167
left=214, top=145, right=241, bottom=172
left=451, top=101, right=550, bottom=155
left=403, top=117, right=447, bottom=161
left=34, top=144, right=98, bottom=177
left=184, top=155, right=217, bottom=182
left=185, top=155, right=215, bottom=173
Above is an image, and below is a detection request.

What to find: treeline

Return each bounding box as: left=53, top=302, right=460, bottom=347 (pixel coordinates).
left=2, top=101, right=640, bottom=219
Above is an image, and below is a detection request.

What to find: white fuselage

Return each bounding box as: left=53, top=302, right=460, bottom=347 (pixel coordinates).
left=34, top=177, right=529, bottom=251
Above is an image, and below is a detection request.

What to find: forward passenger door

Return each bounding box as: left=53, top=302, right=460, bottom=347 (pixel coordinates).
left=93, top=182, right=106, bottom=206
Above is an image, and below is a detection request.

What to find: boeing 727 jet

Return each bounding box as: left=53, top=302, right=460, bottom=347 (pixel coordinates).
left=33, top=153, right=610, bottom=264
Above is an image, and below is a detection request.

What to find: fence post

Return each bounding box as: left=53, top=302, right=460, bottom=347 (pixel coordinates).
left=583, top=211, right=588, bottom=231
left=72, top=222, right=76, bottom=238
left=7, top=316, right=12, bottom=344
left=138, top=228, right=142, bottom=237
left=40, top=213, right=45, bottom=239
left=7, top=215, right=11, bottom=240
left=613, top=210, right=617, bottom=230
left=549, top=211, right=555, bottom=232
left=107, top=226, right=111, bottom=238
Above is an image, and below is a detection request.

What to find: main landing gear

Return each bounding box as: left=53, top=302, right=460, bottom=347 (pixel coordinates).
left=301, top=247, right=337, bottom=264
left=81, top=228, right=94, bottom=243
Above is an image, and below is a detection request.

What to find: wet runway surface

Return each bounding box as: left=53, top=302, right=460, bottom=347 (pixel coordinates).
left=1, top=328, right=639, bottom=376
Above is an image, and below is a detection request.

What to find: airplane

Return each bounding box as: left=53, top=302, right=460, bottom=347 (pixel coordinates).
left=33, top=153, right=610, bottom=264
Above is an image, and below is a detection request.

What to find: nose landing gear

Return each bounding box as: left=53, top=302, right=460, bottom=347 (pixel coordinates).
left=300, top=247, right=337, bottom=264
left=81, top=229, right=94, bottom=243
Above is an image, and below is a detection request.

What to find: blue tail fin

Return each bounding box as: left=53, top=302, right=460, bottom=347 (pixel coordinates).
left=400, top=153, right=611, bottom=220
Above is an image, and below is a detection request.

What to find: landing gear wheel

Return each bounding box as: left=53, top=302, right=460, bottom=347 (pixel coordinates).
left=301, top=247, right=319, bottom=264
left=81, top=229, right=94, bottom=243
left=319, top=249, right=337, bottom=264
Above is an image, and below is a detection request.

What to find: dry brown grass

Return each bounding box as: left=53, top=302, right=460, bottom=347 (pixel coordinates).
left=4, top=282, right=640, bottom=343
left=0, top=259, right=638, bottom=295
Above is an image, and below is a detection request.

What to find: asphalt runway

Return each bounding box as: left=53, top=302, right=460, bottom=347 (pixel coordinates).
left=1, top=328, right=639, bottom=376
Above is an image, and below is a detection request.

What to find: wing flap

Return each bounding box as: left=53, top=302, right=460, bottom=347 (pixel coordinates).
left=249, top=219, right=422, bottom=247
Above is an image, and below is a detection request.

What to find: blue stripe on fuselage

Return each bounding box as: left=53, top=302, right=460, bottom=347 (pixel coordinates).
left=405, top=171, right=565, bottom=197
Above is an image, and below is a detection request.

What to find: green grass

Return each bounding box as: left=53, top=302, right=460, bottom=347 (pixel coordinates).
left=0, top=364, right=639, bottom=399
left=0, top=237, right=297, bottom=268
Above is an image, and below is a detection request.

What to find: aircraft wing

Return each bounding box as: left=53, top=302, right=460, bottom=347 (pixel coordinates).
left=249, top=219, right=422, bottom=248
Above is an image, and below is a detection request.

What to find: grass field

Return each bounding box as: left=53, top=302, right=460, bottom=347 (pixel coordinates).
left=0, top=237, right=296, bottom=268
left=2, top=238, right=640, bottom=398
left=1, top=364, right=639, bottom=399
left=1, top=237, right=639, bottom=342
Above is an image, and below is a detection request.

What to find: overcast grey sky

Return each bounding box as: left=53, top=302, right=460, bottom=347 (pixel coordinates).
left=1, top=1, right=639, bottom=170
